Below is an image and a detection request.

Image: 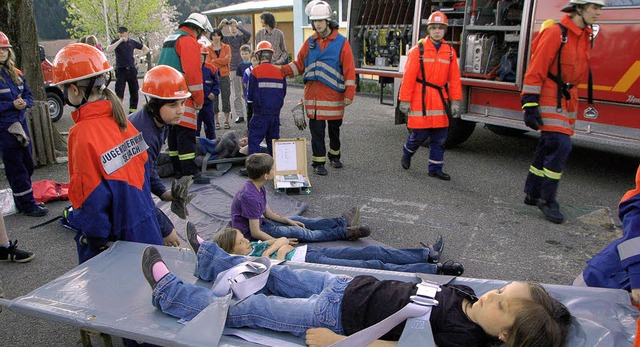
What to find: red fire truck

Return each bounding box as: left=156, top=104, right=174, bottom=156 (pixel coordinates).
left=347, top=0, right=640, bottom=150
left=39, top=45, right=65, bottom=122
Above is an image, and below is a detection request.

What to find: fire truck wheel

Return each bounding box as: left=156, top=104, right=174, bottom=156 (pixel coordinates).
left=485, top=124, right=527, bottom=137
left=445, top=118, right=476, bottom=148
left=46, top=91, right=64, bottom=122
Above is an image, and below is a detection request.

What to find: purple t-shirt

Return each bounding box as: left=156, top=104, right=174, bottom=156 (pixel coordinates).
left=231, top=180, right=267, bottom=240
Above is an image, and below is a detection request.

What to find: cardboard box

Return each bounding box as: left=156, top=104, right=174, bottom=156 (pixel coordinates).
left=272, top=138, right=311, bottom=194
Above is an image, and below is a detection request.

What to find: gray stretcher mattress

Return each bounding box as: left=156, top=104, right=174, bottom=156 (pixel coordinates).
left=1, top=241, right=637, bottom=347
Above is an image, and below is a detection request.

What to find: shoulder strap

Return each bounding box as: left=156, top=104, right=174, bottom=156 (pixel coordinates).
left=419, top=42, right=427, bottom=116
left=211, top=257, right=272, bottom=300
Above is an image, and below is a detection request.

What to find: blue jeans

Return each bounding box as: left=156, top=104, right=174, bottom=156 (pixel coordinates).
left=305, top=246, right=437, bottom=274
left=403, top=127, right=448, bottom=173
left=152, top=241, right=350, bottom=337
left=262, top=216, right=348, bottom=243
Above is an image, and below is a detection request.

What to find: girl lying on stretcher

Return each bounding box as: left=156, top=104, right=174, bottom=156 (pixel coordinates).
left=210, top=225, right=465, bottom=276
left=141, top=228, right=571, bottom=347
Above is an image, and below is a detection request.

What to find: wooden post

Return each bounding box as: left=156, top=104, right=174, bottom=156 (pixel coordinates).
left=26, top=101, right=57, bottom=166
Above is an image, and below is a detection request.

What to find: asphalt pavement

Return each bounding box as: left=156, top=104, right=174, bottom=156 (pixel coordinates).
left=1, top=82, right=639, bottom=346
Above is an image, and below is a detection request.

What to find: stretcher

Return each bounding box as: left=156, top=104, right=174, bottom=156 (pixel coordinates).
left=0, top=241, right=637, bottom=347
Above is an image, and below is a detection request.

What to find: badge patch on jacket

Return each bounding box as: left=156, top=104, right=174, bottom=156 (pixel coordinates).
left=100, top=133, right=148, bottom=175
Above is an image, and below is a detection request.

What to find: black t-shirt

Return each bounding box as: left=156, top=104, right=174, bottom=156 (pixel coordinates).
left=341, top=275, right=492, bottom=347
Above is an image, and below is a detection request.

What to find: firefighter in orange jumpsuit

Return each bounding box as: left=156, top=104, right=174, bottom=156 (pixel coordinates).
left=280, top=1, right=356, bottom=176
left=398, top=11, right=462, bottom=181
left=157, top=13, right=212, bottom=184
left=521, top=0, right=603, bottom=224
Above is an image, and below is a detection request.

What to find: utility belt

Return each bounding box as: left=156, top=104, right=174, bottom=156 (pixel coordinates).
left=416, top=78, right=452, bottom=118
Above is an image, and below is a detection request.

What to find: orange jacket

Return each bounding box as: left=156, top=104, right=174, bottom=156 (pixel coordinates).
left=174, top=27, right=204, bottom=106
left=207, top=43, right=231, bottom=77
left=281, top=30, right=356, bottom=121
left=399, top=38, right=462, bottom=129
left=522, top=15, right=592, bottom=136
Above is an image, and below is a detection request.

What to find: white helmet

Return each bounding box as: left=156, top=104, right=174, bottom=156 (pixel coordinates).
left=182, top=13, right=213, bottom=32
left=306, top=1, right=332, bottom=21
left=561, top=0, right=605, bottom=12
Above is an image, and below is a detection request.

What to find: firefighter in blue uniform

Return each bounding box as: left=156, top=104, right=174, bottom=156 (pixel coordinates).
left=0, top=32, right=48, bottom=217
left=197, top=44, right=220, bottom=140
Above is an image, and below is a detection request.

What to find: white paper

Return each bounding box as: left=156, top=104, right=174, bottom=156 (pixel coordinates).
left=274, top=141, right=298, bottom=172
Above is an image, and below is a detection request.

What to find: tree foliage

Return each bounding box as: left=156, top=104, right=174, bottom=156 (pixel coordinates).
left=63, top=0, right=177, bottom=43
left=34, top=0, right=70, bottom=40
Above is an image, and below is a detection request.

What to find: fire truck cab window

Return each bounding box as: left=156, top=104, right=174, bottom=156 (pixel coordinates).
left=606, top=0, right=640, bottom=6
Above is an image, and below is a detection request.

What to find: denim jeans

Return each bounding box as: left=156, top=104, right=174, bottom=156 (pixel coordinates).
left=262, top=215, right=348, bottom=242
left=152, top=241, right=351, bottom=337
left=403, top=127, right=448, bottom=173
left=305, top=246, right=437, bottom=274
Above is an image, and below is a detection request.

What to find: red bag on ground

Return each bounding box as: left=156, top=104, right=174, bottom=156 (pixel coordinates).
left=32, top=180, right=70, bottom=203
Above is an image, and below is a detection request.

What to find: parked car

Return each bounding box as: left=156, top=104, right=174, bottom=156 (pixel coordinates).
left=39, top=45, right=64, bottom=122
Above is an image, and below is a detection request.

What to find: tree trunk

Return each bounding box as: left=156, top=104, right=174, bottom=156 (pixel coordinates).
left=0, top=0, right=46, bottom=100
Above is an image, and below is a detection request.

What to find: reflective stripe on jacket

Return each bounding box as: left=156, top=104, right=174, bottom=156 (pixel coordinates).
left=399, top=38, right=462, bottom=129
left=521, top=15, right=592, bottom=136
left=281, top=29, right=356, bottom=121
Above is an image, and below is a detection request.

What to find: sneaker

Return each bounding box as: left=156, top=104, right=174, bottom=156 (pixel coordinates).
left=537, top=201, right=565, bottom=224
left=142, top=246, right=165, bottom=290
left=401, top=155, right=411, bottom=170
left=186, top=222, right=200, bottom=254
left=345, top=224, right=371, bottom=241
left=234, top=117, right=245, bottom=124
left=524, top=195, right=539, bottom=206
left=0, top=240, right=35, bottom=263
left=428, top=171, right=451, bottom=181
left=437, top=260, right=464, bottom=276
left=239, top=168, right=248, bottom=177
left=314, top=165, right=328, bottom=176
left=342, top=206, right=361, bottom=227
left=192, top=174, right=210, bottom=185
left=330, top=159, right=343, bottom=169
left=24, top=205, right=49, bottom=217
left=420, top=235, right=444, bottom=263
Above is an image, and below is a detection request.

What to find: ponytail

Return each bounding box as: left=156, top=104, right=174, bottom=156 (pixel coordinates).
left=102, top=87, right=128, bottom=131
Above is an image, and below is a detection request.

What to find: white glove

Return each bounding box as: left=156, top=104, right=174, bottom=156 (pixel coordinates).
left=399, top=101, right=410, bottom=115
left=291, top=102, right=307, bottom=131
left=450, top=100, right=461, bottom=118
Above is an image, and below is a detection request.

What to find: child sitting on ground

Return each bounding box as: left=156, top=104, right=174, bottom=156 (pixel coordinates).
left=196, top=224, right=464, bottom=275
left=232, top=153, right=370, bottom=243
left=142, top=242, right=571, bottom=347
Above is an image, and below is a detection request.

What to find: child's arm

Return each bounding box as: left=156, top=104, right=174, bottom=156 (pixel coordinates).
left=264, top=204, right=304, bottom=227
left=249, top=218, right=275, bottom=241
left=306, top=328, right=396, bottom=347
left=261, top=237, right=289, bottom=257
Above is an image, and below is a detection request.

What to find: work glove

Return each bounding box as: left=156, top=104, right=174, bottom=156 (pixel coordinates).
left=399, top=101, right=410, bottom=116
left=450, top=100, right=461, bottom=118
left=521, top=94, right=543, bottom=130
left=171, top=176, right=195, bottom=219
left=291, top=101, right=307, bottom=131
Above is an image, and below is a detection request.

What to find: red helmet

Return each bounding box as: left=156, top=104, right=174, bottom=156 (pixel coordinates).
left=255, top=40, right=274, bottom=54
left=141, top=65, right=191, bottom=100
left=52, top=43, right=112, bottom=85
left=427, top=11, right=448, bottom=26
left=200, top=43, right=209, bottom=55
left=0, top=32, right=12, bottom=48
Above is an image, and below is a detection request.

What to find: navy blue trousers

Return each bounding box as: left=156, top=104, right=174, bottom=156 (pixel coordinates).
left=524, top=131, right=572, bottom=202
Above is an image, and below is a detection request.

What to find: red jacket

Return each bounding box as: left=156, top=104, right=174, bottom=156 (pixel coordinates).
left=282, top=30, right=356, bottom=121
left=67, top=100, right=162, bottom=263
left=522, top=15, right=592, bottom=136
left=174, top=27, right=204, bottom=106
left=399, top=38, right=462, bottom=129
left=207, top=43, right=231, bottom=77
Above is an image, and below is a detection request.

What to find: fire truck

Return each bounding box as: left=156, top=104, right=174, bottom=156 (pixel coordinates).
left=39, top=45, right=65, bottom=122
left=346, top=0, right=640, bottom=150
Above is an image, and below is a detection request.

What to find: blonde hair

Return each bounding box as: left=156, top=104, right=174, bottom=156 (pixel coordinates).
left=75, top=76, right=128, bottom=131
left=212, top=228, right=240, bottom=254
left=0, top=48, right=23, bottom=86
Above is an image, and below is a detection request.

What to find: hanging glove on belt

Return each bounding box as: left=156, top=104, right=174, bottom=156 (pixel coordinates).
left=399, top=101, right=411, bottom=116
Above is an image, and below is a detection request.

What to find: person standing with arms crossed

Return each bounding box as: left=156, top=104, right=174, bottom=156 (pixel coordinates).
left=218, top=18, right=251, bottom=124
left=521, top=0, right=603, bottom=224
left=157, top=13, right=213, bottom=185
left=106, top=26, right=149, bottom=114
left=398, top=11, right=462, bottom=181
left=280, top=1, right=356, bottom=176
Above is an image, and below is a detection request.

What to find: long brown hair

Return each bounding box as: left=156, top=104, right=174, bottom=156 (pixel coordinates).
left=0, top=48, right=23, bottom=86
left=212, top=228, right=239, bottom=254
left=502, top=282, right=572, bottom=347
